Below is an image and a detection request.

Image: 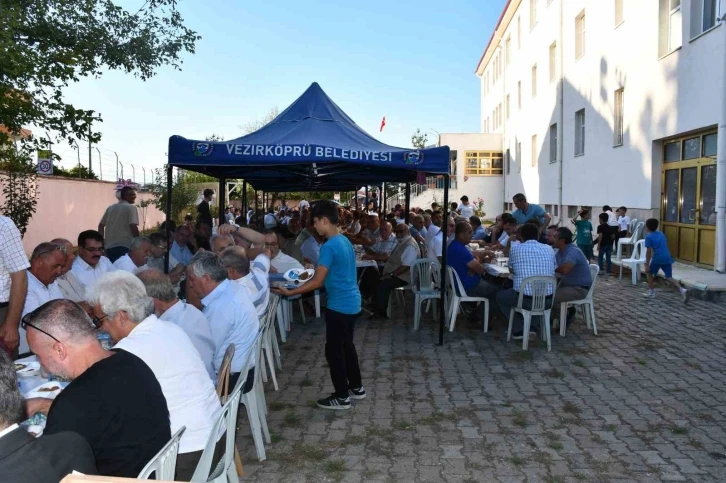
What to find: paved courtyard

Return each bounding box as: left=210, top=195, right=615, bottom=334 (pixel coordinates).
left=236, top=275, right=726, bottom=482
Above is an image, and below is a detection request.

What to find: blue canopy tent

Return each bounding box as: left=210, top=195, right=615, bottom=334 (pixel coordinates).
left=166, top=82, right=452, bottom=344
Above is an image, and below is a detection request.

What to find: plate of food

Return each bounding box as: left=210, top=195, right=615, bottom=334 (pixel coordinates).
left=15, top=361, right=40, bottom=378
left=283, top=268, right=315, bottom=284
left=25, top=381, right=65, bottom=400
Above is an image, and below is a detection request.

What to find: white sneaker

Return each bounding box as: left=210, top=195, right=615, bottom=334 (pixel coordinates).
left=643, top=291, right=655, bottom=298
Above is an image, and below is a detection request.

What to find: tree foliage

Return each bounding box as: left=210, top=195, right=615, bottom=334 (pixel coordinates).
left=0, top=146, right=38, bottom=236
left=240, top=107, right=280, bottom=136
left=52, top=165, right=99, bottom=180
left=411, top=128, right=428, bottom=149
left=1, top=0, right=200, bottom=147
left=147, top=167, right=199, bottom=223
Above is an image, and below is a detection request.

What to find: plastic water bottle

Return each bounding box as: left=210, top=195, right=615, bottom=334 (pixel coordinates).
left=96, top=331, right=113, bottom=350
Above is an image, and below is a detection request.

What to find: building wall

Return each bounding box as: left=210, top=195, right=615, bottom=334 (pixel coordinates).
left=0, top=175, right=167, bottom=254
left=478, top=0, right=725, bottom=218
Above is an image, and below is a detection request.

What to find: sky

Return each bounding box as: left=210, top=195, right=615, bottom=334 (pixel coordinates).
left=53, top=0, right=505, bottom=180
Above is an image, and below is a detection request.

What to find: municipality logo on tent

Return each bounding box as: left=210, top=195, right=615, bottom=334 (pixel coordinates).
left=404, top=151, right=423, bottom=166
left=192, top=143, right=214, bottom=157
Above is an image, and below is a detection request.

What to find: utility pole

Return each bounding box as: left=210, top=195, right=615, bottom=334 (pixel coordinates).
left=95, top=147, right=102, bottom=180
left=88, top=123, right=93, bottom=178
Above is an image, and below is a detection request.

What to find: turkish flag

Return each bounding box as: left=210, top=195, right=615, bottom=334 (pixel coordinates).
left=379, top=116, right=386, bottom=132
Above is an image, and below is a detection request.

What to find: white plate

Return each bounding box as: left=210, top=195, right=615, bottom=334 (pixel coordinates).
left=15, top=361, right=40, bottom=378
left=283, top=268, right=315, bottom=284
left=25, top=381, right=64, bottom=400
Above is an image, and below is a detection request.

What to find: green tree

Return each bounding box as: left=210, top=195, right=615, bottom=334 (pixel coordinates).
left=52, top=165, right=99, bottom=180
left=240, top=107, right=280, bottom=136
left=0, top=146, right=38, bottom=236
left=411, top=128, right=428, bottom=149
left=148, top=167, right=199, bottom=223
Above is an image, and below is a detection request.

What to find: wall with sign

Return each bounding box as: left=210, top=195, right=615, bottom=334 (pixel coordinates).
left=0, top=175, right=166, bottom=254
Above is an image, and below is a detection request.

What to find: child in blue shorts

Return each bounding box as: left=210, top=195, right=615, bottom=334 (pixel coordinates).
left=643, top=218, right=689, bottom=303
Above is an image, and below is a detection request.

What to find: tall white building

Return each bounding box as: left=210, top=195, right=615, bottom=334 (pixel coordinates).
left=468, top=0, right=726, bottom=270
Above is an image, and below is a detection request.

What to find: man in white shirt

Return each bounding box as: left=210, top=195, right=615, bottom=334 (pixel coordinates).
left=137, top=269, right=216, bottom=380
left=86, top=271, right=223, bottom=481
left=297, top=199, right=309, bottom=211
left=0, top=216, right=29, bottom=356
left=71, top=230, right=116, bottom=291
left=112, top=236, right=152, bottom=273
left=603, top=205, right=618, bottom=228
left=50, top=238, right=87, bottom=306
left=20, top=242, right=66, bottom=353
left=428, top=216, right=455, bottom=260
left=458, top=196, right=476, bottom=219
left=361, top=222, right=397, bottom=263
left=266, top=231, right=303, bottom=273
left=145, top=232, right=186, bottom=287
left=424, top=211, right=443, bottom=259
left=186, top=251, right=260, bottom=392
left=220, top=246, right=271, bottom=317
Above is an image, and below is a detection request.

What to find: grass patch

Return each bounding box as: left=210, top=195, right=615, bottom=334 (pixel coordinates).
left=635, top=341, right=665, bottom=350
left=508, top=351, right=532, bottom=363
left=367, top=427, right=395, bottom=441
left=307, top=399, right=318, bottom=408
left=297, top=443, right=327, bottom=461
left=549, top=442, right=564, bottom=450
left=670, top=426, right=688, bottom=435
left=270, top=432, right=282, bottom=443
left=563, top=402, right=581, bottom=415
left=512, top=411, right=528, bottom=427
left=282, top=412, right=302, bottom=428
left=543, top=477, right=565, bottom=483
left=605, top=424, right=618, bottom=432
left=345, top=435, right=365, bottom=446
left=637, top=359, right=648, bottom=366
left=509, top=455, right=524, bottom=466
left=300, top=377, right=314, bottom=387
left=543, top=368, right=564, bottom=379
left=322, top=459, right=346, bottom=477
left=689, top=438, right=704, bottom=449
left=392, top=420, right=414, bottom=431
left=685, top=361, right=702, bottom=370
left=418, top=411, right=458, bottom=425
left=573, top=360, right=585, bottom=368
left=501, top=401, right=513, bottom=407
left=697, top=413, right=716, bottom=422
left=269, top=401, right=295, bottom=411
left=573, top=473, right=588, bottom=481
left=533, top=451, right=551, bottom=465
left=311, top=331, right=320, bottom=336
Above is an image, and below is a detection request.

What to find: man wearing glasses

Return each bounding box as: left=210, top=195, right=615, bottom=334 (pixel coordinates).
left=20, top=243, right=66, bottom=354
left=70, top=230, right=116, bottom=291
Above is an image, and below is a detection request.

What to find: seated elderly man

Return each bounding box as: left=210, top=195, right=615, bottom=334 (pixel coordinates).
left=220, top=246, right=271, bottom=317
left=70, top=230, right=116, bottom=290
left=497, top=223, right=556, bottom=340
left=447, top=221, right=501, bottom=324
left=210, top=233, right=234, bottom=254
left=470, top=216, right=488, bottom=242
left=352, top=213, right=380, bottom=245
left=0, top=350, right=98, bottom=482
left=410, top=214, right=427, bottom=244
left=552, top=227, right=593, bottom=329
left=137, top=268, right=215, bottom=380
left=112, top=236, right=151, bottom=273
left=368, top=224, right=419, bottom=319
left=86, top=272, right=223, bottom=480
left=186, top=251, right=259, bottom=391
left=221, top=225, right=302, bottom=274
left=50, top=238, right=90, bottom=308
left=427, top=216, right=456, bottom=260
left=20, top=243, right=66, bottom=354
left=170, top=225, right=194, bottom=266
left=145, top=232, right=186, bottom=285
left=24, top=300, right=170, bottom=477
left=300, top=218, right=326, bottom=266
left=360, top=221, right=396, bottom=263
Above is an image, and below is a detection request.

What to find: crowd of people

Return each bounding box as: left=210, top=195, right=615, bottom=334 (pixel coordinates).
left=0, top=186, right=690, bottom=481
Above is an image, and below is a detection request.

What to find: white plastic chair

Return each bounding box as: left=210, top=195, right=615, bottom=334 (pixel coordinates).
left=411, top=258, right=441, bottom=330
left=616, top=221, right=644, bottom=261
left=628, top=218, right=638, bottom=235
left=559, top=264, right=599, bottom=337
left=619, top=239, right=646, bottom=285
left=506, top=276, right=557, bottom=351
left=137, top=426, right=186, bottom=480
left=240, top=327, right=271, bottom=461
left=261, top=294, right=282, bottom=391
left=190, top=368, right=247, bottom=483
left=446, top=267, right=490, bottom=333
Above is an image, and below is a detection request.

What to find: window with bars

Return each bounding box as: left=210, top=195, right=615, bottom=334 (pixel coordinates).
left=549, top=42, right=557, bottom=82
left=506, top=36, right=511, bottom=67
left=531, top=64, right=537, bottom=98
left=530, top=0, right=538, bottom=29
left=549, top=123, right=557, bottom=162
left=464, top=151, right=504, bottom=176
left=575, top=109, right=586, bottom=155
left=531, top=135, right=538, bottom=167
left=659, top=0, right=682, bottom=56
left=691, top=0, right=720, bottom=39
left=614, top=88, right=624, bottom=146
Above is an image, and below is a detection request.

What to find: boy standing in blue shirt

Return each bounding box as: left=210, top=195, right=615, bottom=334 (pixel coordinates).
left=644, top=218, right=689, bottom=303
left=570, top=209, right=594, bottom=262
left=273, top=201, right=364, bottom=410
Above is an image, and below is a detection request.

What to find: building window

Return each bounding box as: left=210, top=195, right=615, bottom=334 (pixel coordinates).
left=691, top=0, right=721, bottom=38
left=567, top=206, right=578, bottom=219
left=517, top=81, right=522, bottom=110
left=516, top=141, right=522, bottom=173
left=575, top=109, right=586, bottom=155
left=575, top=11, right=586, bottom=59
left=506, top=36, right=511, bottom=66
left=506, top=94, right=511, bottom=119
left=553, top=205, right=559, bottom=217
left=530, top=0, right=538, bottom=30
left=615, top=0, right=624, bottom=26
left=549, top=42, right=557, bottom=82
left=703, top=133, right=718, bottom=156
left=465, top=151, right=504, bottom=176
left=531, top=135, right=538, bottom=167
left=659, top=0, right=682, bottom=56
left=549, top=123, right=557, bottom=162
left=614, top=88, right=624, bottom=146
left=517, top=16, right=522, bottom=49
left=531, top=64, right=537, bottom=98
left=506, top=148, right=511, bottom=174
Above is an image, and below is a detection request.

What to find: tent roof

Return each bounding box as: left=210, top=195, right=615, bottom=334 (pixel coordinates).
left=168, top=82, right=450, bottom=187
